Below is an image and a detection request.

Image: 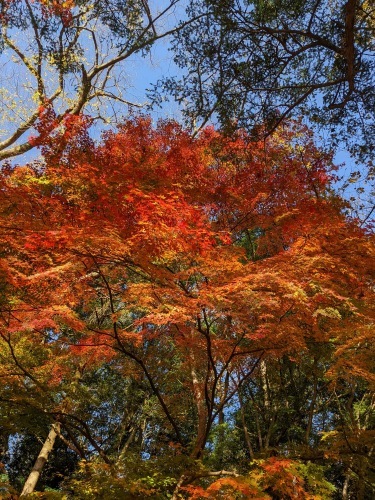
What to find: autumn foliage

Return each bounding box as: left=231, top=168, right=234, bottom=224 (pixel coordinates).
left=0, top=117, right=374, bottom=497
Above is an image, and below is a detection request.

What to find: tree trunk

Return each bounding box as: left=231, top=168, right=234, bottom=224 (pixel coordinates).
left=20, top=423, right=60, bottom=497
left=305, top=357, right=318, bottom=444
left=342, top=473, right=350, bottom=499
left=238, top=389, right=255, bottom=460
left=190, top=351, right=208, bottom=459
left=171, top=473, right=188, bottom=500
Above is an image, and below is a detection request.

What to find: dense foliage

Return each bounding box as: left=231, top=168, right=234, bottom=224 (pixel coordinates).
left=0, top=117, right=373, bottom=498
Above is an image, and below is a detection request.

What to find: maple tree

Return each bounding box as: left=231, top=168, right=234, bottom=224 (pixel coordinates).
left=0, top=117, right=374, bottom=497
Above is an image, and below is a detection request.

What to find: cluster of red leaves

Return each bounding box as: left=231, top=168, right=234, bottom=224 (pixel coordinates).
left=183, top=458, right=316, bottom=499
left=1, top=1, right=74, bottom=26
left=0, top=116, right=374, bottom=391
left=29, top=106, right=92, bottom=156
left=36, top=0, right=74, bottom=25
left=183, top=478, right=260, bottom=499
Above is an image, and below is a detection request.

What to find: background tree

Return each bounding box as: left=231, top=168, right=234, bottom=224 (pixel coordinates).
left=7, top=432, right=78, bottom=494
left=0, top=0, right=185, bottom=161
left=152, top=0, right=375, bottom=224
left=158, top=0, right=374, bottom=150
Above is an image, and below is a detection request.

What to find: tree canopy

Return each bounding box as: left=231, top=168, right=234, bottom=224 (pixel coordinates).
left=0, top=0, right=183, bottom=161
left=0, top=117, right=374, bottom=498
left=155, top=0, right=375, bottom=157
left=0, top=1, right=374, bottom=498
